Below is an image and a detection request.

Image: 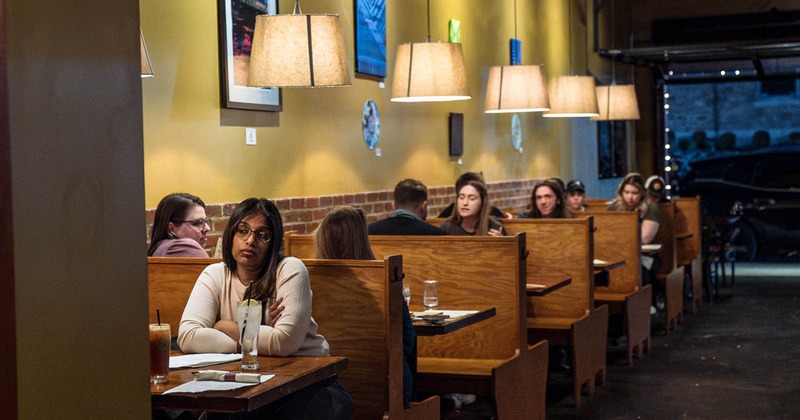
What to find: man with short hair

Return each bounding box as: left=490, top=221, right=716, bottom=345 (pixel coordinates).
left=368, top=179, right=446, bottom=235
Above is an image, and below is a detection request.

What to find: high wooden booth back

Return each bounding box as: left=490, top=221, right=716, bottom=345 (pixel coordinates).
left=285, top=233, right=549, bottom=419
left=674, top=197, right=704, bottom=313
left=147, top=257, right=220, bottom=335
left=304, top=256, right=439, bottom=420
left=653, top=202, right=685, bottom=335
left=581, top=210, right=652, bottom=365
left=500, top=218, right=608, bottom=405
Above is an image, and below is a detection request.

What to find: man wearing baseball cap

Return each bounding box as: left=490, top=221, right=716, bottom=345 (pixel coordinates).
left=566, top=179, right=587, bottom=212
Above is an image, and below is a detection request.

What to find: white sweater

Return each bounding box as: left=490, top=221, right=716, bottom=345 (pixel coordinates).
left=178, top=257, right=329, bottom=357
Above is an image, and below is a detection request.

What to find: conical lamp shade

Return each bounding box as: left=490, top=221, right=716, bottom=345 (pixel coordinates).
left=248, top=14, right=350, bottom=88
left=391, top=42, right=471, bottom=102
left=140, top=30, right=154, bottom=78
left=591, top=84, right=640, bottom=120
left=543, top=75, right=599, bottom=118
left=484, top=65, right=550, bottom=113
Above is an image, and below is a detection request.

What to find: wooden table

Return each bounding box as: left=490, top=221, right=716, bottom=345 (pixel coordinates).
left=411, top=307, right=496, bottom=336
left=593, top=259, right=625, bottom=287
left=527, top=274, right=572, bottom=296
left=151, top=355, right=348, bottom=413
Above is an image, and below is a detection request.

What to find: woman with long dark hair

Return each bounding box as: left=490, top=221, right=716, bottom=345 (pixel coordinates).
left=147, top=193, right=210, bottom=257
left=179, top=198, right=352, bottom=419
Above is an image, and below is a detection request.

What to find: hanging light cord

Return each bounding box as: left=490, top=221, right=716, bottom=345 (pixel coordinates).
left=514, top=0, right=518, bottom=40
left=426, top=0, right=432, bottom=42
left=568, top=0, right=573, bottom=75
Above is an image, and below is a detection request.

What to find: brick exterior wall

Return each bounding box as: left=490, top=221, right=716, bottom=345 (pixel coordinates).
left=145, top=178, right=541, bottom=255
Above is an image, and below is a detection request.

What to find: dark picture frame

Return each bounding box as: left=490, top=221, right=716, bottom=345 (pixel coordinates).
left=598, top=121, right=629, bottom=179
left=354, top=0, right=387, bottom=79
left=218, top=0, right=282, bottom=111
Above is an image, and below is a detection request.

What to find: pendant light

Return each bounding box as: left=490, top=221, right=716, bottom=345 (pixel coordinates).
left=591, top=0, right=640, bottom=121
left=484, top=0, right=549, bottom=113
left=248, top=0, right=350, bottom=88
left=391, top=0, right=471, bottom=102
left=543, top=0, right=599, bottom=118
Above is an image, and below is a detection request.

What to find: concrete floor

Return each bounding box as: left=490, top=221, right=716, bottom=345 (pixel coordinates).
left=546, top=263, right=800, bottom=419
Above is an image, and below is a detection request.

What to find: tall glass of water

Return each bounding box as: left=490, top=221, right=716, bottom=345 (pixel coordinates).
left=423, top=280, right=439, bottom=311
left=238, top=299, right=262, bottom=371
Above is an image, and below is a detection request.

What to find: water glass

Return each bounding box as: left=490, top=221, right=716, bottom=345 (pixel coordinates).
left=423, top=280, right=439, bottom=311
left=238, top=299, right=262, bottom=371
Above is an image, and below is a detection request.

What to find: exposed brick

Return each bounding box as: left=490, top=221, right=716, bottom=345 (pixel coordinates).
left=145, top=209, right=156, bottom=223
left=343, top=195, right=354, bottom=204
left=366, top=192, right=379, bottom=202
left=320, top=196, right=333, bottom=206
left=354, top=193, right=367, bottom=204
left=223, top=203, right=237, bottom=216
left=290, top=198, right=305, bottom=209
left=274, top=199, right=291, bottom=211
left=205, top=204, right=223, bottom=217
left=305, top=197, right=319, bottom=207
left=299, top=209, right=314, bottom=222
left=313, top=208, right=328, bottom=219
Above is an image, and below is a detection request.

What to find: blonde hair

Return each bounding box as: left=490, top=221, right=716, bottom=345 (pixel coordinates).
left=314, top=206, right=376, bottom=260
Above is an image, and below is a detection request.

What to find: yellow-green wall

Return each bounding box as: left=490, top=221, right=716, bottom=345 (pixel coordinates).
left=141, top=0, right=578, bottom=208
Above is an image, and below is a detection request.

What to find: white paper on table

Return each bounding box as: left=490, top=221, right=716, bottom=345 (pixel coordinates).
left=162, top=374, right=275, bottom=394
left=641, top=244, right=663, bottom=251
left=169, top=353, right=242, bottom=369
left=412, top=310, right=478, bottom=320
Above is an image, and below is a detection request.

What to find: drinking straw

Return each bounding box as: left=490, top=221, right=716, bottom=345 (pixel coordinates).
left=240, top=281, right=254, bottom=342
left=157, top=308, right=161, bottom=326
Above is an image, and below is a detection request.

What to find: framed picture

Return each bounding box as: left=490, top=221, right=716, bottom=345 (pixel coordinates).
left=598, top=121, right=629, bottom=179
left=354, top=0, right=387, bottom=79
left=218, top=0, right=282, bottom=111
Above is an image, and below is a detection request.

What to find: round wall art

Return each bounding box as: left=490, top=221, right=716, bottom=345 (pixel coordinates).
left=362, top=99, right=380, bottom=150
left=511, top=114, right=522, bottom=152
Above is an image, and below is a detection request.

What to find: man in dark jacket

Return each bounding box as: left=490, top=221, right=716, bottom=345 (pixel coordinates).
left=368, top=179, right=445, bottom=236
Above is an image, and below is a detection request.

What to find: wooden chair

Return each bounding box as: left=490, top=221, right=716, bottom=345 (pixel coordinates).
left=582, top=210, right=652, bottom=366
left=674, top=197, right=704, bottom=313
left=304, top=256, right=439, bottom=419
left=501, top=218, right=608, bottom=405
left=285, top=233, right=549, bottom=420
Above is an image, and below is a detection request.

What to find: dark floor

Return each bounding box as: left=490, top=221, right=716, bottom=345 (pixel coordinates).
left=544, top=263, right=800, bottom=419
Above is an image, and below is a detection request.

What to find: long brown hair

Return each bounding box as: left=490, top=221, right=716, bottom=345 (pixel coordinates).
left=221, top=198, right=284, bottom=301
left=448, top=179, right=492, bottom=235
left=527, top=179, right=571, bottom=219
left=314, top=206, right=376, bottom=260
left=147, top=193, right=205, bottom=256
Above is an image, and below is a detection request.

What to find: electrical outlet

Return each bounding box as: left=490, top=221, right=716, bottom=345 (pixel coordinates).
left=246, top=128, right=256, bottom=145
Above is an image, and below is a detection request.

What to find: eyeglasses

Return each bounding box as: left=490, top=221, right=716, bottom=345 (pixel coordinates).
left=179, top=218, right=211, bottom=228
left=235, top=224, right=272, bottom=244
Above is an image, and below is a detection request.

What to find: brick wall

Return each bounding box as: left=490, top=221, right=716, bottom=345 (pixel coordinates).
left=145, top=178, right=540, bottom=255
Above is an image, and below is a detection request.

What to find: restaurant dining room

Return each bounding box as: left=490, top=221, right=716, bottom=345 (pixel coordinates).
left=2, top=0, right=800, bottom=419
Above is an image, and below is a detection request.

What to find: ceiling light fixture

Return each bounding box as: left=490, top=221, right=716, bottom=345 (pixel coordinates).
left=391, top=0, right=471, bottom=102
left=248, top=0, right=350, bottom=88
left=484, top=0, right=549, bottom=113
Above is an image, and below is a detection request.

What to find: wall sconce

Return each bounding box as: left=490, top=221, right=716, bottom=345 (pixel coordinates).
left=248, top=0, right=350, bottom=88
left=391, top=0, right=471, bottom=102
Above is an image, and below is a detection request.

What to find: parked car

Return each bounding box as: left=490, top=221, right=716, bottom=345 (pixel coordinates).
left=680, top=149, right=800, bottom=261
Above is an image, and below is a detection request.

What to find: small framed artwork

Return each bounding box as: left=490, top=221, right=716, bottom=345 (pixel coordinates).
left=354, top=0, right=387, bottom=78
left=598, top=121, right=629, bottom=179
left=218, top=0, right=282, bottom=111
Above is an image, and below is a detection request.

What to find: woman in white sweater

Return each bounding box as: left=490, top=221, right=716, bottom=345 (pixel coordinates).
left=178, top=197, right=351, bottom=419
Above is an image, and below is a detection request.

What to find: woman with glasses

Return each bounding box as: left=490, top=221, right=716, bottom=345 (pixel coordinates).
left=147, top=192, right=210, bottom=257
left=178, top=198, right=352, bottom=419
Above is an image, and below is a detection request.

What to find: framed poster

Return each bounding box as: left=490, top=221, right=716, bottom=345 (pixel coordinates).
left=598, top=121, right=629, bottom=179
left=354, top=0, right=387, bottom=78
left=218, top=0, right=282, bottom=111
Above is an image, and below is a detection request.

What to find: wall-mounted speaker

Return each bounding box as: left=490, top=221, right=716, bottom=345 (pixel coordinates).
left=449, top=113, right=463, bottom=157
